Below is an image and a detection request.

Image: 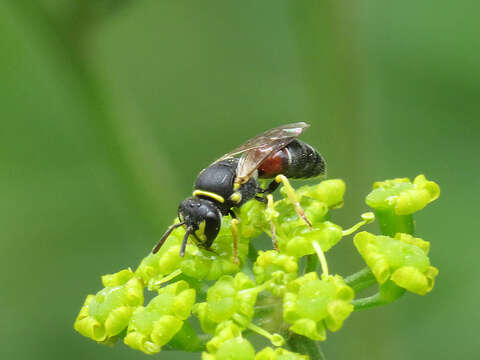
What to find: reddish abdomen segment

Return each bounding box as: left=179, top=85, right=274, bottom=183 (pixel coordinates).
left=258, top=140, right=326, bottom=179
left=258, top=148, right=288, bottom=177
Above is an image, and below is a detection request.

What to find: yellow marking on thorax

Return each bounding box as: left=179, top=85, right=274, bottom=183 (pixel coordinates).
left=230, top=192, right=242, bottom=204
left=193, top=190, right=225, bottom=203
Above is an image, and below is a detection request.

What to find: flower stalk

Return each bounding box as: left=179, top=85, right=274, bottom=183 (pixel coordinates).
left=286, top=333, right=326, bottom=360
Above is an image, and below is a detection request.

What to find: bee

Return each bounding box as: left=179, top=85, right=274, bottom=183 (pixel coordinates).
left=152, top=122, right=326, bottom=261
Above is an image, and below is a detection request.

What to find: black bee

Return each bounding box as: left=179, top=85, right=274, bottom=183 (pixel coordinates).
left=152, top=122, right=326, bottom=260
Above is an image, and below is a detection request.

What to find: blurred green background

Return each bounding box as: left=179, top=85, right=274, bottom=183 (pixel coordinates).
left=1, top=1, right=478, bottom=359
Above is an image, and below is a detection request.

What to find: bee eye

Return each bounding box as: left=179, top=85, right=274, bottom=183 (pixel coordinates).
left=204, top=211, right=220, bottom=242
left=206, top=212, right=217, bottom=221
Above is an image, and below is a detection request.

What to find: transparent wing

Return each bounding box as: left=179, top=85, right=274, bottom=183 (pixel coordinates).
left=217, top=122, right=309, bottom=161
left=216, top=122, right=309, bottom=184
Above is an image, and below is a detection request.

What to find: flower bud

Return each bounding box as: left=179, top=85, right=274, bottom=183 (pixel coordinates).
left=367, top=175, right=439, bottom=215
left=296, top=179, right=346, bottom=209
left=194, top=273, right=259, bottom=332
left=279, top=222, right=343, bottom=258
left=123, top=280, right=196, bottom=354
left=354, top=232, right=438, bottom=295
left=273, top=198, right=328, bottom=236
left=237, top=200, right=268, bottom=238
left=253, top=250, right=298, bottom=296
left=283, top=272, right=354, bottom=341
left=74, top=269, right=143, bottom=343
left=255, top=347, right=309, bottom=360
left=203, top=321, right=255, bottom=360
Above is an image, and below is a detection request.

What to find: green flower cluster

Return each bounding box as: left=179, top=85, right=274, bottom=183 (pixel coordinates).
left=194, top=272, right=260, bottom=332
left=74, top=269, right=143, bottom=344
left=74, top=174, right=440, bottom=359
left=255, top=347, right=309, bottom=360
left=124, top=280, right=196, bottom=354
left=283, top=273, right=354, bottom=341
left=202, top=321, right=255, bottom=360
left=253, top=250, right=298, bottom=297
left=358, top=175, right=439, bottom=297
left=366, top=175, right=440, bottom=236
left=367, top=175, right=439, bottom=215
left=354, top=232, right=438, bottom=296
left=202, top=322, right=306, bottom=360
left=274, top=180, right=346, bottom=257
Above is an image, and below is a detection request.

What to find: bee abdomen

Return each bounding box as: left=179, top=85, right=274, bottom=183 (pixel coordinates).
left=258, top=140, right=326, bottom=179
left=283, top=140, right=326, bottom=179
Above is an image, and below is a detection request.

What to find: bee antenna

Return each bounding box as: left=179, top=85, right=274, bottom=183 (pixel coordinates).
left=152, top=222, right=185, bottom=254
left=179, top=226, right=193, bottom=257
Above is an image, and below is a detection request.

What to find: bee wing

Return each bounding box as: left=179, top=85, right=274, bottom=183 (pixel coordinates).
left=217, top=122, right=309, bottom=161
left=215, top=122, right=309, bottom=183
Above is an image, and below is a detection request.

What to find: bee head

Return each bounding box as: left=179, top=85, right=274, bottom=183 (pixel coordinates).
left=178, top=197, right=222, bottom=249
left=152, top=197, right=222, bottom=256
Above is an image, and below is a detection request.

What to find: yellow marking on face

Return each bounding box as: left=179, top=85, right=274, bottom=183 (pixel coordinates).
left=230, top=192, right=242, bottom=204
left=195, top=220, right=207, bottom=242
left=193, top=190, right=225, bottom=203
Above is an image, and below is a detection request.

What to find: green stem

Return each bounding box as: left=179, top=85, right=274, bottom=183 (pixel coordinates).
left=164, top=321, right=207, bottom=352
left=342, top=212, right=375, bottom=237
left=286, top=333, right=326, bottom=360
left=375, top=210, right=414, bottom=237
left=247, top=323, right=284, bottom=346
left=304, top=254, right=319, bottom=274
left=352, top=293, right=386, bottom=311
left=312, top=241, right=329, bottom=277
left=344, top=267, right=376, bottom=292
left=254, top=303, right=278, bottom=318
left=353, top=282, right=406, bottom=311
left=248, top=242, right=259, bottom=264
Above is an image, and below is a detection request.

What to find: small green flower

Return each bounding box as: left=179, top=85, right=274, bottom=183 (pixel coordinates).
left=295, top=179, right=346, bottom=209
left=194, top=273, right=259, bottom=332
left=255, top=347, right=309, bottom=360
left=237, top=199, right=269, bottom=238
left=278, top=221, right=343, bottom=258
left=123, top=280, right=196, bottom=354
left=273, top=180, right=345, bottom=236
left=367, top=175, right=440, bottom=215
left=74, top=269, right=143, bottom=343
left=283, top=272, right=354, bottom=341
left=365, top=174, right=439, bottom=236
left=273, top=197, right=328, bottom=235
left=354, top=231, right=438, bottom=295
left=253, top=250, right=298, bottom=296
left=203, top=321, right=256, bottom=360
left=263, top=180, right=347, bottom=258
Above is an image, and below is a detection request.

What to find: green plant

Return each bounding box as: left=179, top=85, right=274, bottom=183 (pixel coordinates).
left=74, top=175, right=439, bottom=359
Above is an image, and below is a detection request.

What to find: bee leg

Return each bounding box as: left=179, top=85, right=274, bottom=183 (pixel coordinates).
left=229, top=210, right=240, bottom=264
left=254, top=195, right=267, bottom=204
left=274, top=175, right=312, bottom=228
left=179, top=226, right=193, bottom=257
left=262, top=179, right=281, bottom=194
left=190, top=232, right=219, bottom=255
left=266, top=194, right=279, bottom=250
